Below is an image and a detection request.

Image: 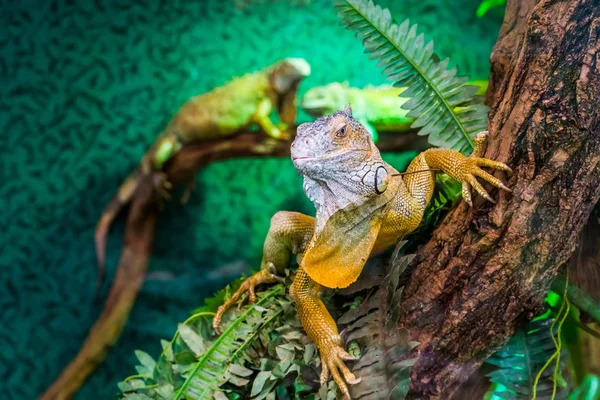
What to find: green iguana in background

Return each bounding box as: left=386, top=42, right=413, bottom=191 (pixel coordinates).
left=301, top=81, right=488, bottom=142
left=95, top=58, right=311, bottom=283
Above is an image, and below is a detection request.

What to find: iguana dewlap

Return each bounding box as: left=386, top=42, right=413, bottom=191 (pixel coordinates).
left=213, top=106, right=511, bottom=399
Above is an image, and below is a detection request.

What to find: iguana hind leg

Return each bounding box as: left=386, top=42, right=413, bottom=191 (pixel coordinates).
left=212, top=211, right=314, bottom=333
left=290, top=267, right=360, bottom=400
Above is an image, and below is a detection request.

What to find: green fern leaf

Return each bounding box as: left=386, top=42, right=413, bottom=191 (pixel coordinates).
left=486, top=318, right=569, bottom=400
left=334, top=0, right=488, bottom=154
left=173, top=286, right=285, bottom=400
left=118, top=285, right=288, bottom=400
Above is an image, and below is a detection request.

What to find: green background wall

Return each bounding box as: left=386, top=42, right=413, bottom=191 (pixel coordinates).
left=0, top=0, right=503, bottom=398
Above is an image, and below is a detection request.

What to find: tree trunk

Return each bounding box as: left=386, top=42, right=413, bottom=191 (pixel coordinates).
left=401, top=0, right=600, bottom=397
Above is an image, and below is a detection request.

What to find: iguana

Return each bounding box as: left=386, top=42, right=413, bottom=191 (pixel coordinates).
left=212, top=106, right=511, bottom=399
left=95, top=58, right=311, bottom=281
left=301, top=81, right=488, bottom=142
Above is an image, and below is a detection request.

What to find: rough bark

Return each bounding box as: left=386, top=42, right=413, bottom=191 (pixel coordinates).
left=40, top=128, right=424, bottom=399
left=401, top=0, right=600, bottom=398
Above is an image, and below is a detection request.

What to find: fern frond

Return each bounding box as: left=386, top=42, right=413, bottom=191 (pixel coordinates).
left=486, top=318, right=570, bottom=400
left=119, top=285, right=288, bottom=400
left=174, top=286, right=284, bottom=400
left=334, top=0, right=488, bottom=154
left=337, top=241, right=418, bottom=400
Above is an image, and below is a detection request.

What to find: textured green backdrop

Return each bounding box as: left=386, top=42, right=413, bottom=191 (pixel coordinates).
left=0, top=0, right=503, bottom=398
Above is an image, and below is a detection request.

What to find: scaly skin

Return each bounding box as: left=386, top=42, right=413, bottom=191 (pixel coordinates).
left=95, top=58, right=310, bottom=281
left=301, top=81, right=489, bottom=141
left=213, top=106, right=511, bottom=399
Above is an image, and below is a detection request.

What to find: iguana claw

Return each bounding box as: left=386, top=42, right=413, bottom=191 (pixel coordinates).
left=318, top=340, right=361, bottom=400
left=453, top=132, right=512, bottom=207
left=212, top=262, right=283, bottom=334
left=152, top=172, right=173, bottom=201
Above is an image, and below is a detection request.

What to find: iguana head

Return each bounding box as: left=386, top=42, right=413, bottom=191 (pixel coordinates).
left=301, top=82, right=348, bottom=117
left=292, top=106, right=393, bottom=289
left=269, top=58, right=311, bottom=94
left=291, top=106, right=389, bottom=227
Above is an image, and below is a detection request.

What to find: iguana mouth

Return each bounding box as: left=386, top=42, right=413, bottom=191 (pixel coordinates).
left=292, top=149, right=368, bottom=168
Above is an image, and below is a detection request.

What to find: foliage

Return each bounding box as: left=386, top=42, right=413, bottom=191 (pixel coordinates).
left=336, top=241, right=419, bottom=399
left=119, top=241, right=419, bottom=400
left=568, top=375, right=600, bottom=400
left=118, top=279, right=317, bottom=400
left=334, top=0, right=488, bottom=154
left=476, top=0, right=506, bottom=17
left=486, top=298, right=571, bottom=400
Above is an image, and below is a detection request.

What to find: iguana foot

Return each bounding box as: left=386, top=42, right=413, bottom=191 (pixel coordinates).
left=253, top=137, right=283, bottom=155
left=318, top=339, right=361, bottom=400
left=152, top=172, right=173, bottom=200
left=212, top=262, right=283, bottom=334
left=275, top=123, right=292, bottom=141
left=263, top=126, right=291, bottom=141
left=455, top=132, right=512, bottom=206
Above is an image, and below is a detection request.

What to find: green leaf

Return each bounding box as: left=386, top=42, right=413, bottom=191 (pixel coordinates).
left=476, top=0, right=506, bottom=17
left=275, top=345, right=295, bottom=362
left=118, top=381, right=134, bottom=392
left=177, top=323, right=206, bottom=356
left=251, top=371, right=273, bottom=397
left=160, top=339, right=174, bottom=362
left=486, top=317, right=570, bottom=400
left=228, top=363, right=254, bottom=377
left=135, top=350, right=157, bottom=372
left=335, top=0, right=488, bottom=154
left=173, top=286, right=285, bottom=400
left=155, top=384, right=176, bottom=399
left=303, top=343, right=316, bottom=365
left=124, top=394, right=154, bottom=400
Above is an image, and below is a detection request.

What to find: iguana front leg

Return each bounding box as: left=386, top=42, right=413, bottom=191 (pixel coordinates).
left=212, top=211, right=314, bottom=332
left=252, top=98, right=290, bottom=140
left=403, top=131, right=512, bottom=211
left=290, top=267, right=360, bottom=399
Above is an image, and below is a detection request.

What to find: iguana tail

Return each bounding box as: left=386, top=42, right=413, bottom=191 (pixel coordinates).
left=95, top=168, right=143, bottom=290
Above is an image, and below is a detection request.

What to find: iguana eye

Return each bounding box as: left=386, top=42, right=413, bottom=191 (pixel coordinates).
left=374, top=165, right=389, bottom=194
left=336, top=125, right=347, bottom=138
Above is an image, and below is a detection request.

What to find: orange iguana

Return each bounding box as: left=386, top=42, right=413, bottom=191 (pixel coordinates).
left=95, top=58, right=311, bottom=281
left=212, top=106, right=511, bottom=399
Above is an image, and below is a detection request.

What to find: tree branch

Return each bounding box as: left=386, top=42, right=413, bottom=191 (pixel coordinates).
left=401, top=0, right=600, bottom=397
